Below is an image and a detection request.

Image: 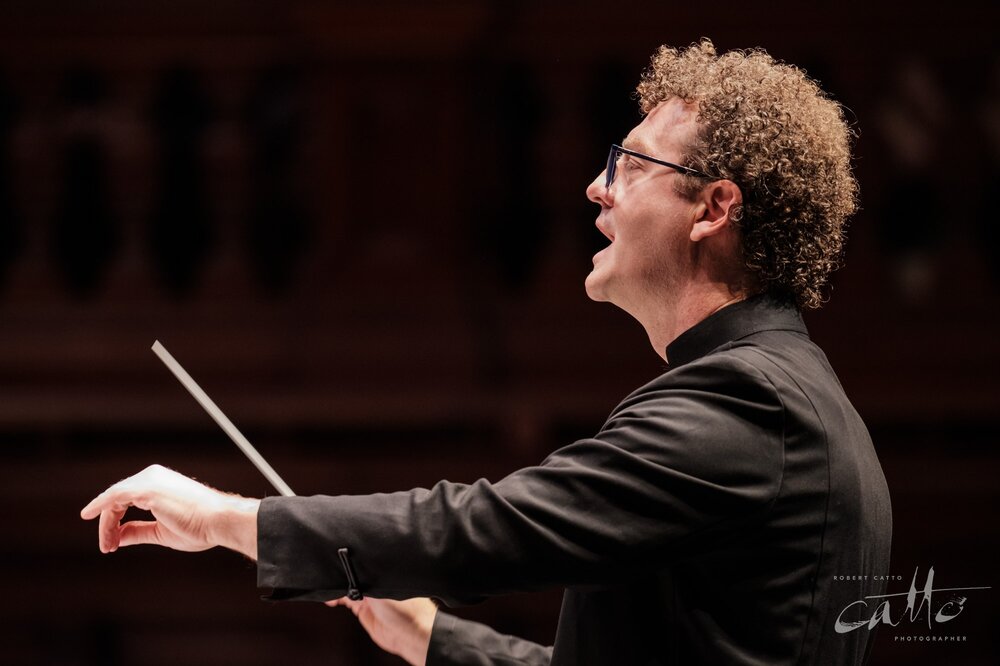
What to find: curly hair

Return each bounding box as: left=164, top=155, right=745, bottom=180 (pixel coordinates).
left=636, top=39, right=858, bottom=309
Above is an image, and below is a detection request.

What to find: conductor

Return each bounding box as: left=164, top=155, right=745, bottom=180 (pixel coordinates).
left=82, top=40, right=892, bottom=665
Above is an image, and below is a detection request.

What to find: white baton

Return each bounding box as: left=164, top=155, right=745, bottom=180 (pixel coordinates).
left=151, top=340, right=296, bottom=497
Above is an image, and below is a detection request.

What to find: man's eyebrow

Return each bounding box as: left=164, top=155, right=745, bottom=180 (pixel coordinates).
left=621, top=137, right=649, bottom=153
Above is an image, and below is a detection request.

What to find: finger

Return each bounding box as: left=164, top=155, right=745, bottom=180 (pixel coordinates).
left=325, top=596, right=361, bottom=609
left=118, top=521, right=162, bottom=548
left=81, top=490, right=112, bottom=520
left=82, top=476, right=147, bottom=520
left=80, top=465, right=159, bottom=520
left=341, top=598, right=364, bottom=615
left=328, top=597, right=363, bottom=615
left=97, top=502, right=128, bottom=553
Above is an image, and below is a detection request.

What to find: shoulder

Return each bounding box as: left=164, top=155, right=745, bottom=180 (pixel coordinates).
left=612, top=344, right=784, bottom=422
left=592, top=348, right=786, bottom=484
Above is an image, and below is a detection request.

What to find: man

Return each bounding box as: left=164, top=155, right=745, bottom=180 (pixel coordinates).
left=82, top=40, right=892, bottom=665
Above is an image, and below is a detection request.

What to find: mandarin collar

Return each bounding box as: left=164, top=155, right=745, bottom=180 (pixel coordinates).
left=665, top=294, right=807, bottom=368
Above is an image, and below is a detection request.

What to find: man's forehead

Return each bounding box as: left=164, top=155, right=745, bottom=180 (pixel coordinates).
left=625, top=99, right=698, bottom=155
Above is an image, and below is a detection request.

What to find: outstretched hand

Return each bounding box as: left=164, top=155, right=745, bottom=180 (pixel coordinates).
left=80, top=464, right=260, bottom=559
left=327, top=596, right=437, bottom=666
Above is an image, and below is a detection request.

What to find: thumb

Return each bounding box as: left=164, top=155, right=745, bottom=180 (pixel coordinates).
left=118, top=520, right=164, bottom=548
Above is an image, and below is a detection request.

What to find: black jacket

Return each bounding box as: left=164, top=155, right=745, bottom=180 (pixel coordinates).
left=256, top=296, right=893, bottom=665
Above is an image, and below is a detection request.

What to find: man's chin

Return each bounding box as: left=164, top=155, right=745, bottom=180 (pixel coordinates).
left=584, top=274, right=610, bottom=303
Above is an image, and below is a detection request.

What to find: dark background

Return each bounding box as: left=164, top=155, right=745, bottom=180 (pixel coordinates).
left=0, top=1, right=997, bottom=664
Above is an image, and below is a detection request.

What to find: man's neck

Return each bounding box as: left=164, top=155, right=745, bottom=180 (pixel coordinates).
left=644, top=288, right=746, bottom=363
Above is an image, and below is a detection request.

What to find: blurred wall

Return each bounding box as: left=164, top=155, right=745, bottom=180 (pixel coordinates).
left=0, top=1, right=997, bottom=664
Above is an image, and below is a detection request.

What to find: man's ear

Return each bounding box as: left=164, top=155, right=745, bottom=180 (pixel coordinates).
left=690, top=180, right=742, bottom=242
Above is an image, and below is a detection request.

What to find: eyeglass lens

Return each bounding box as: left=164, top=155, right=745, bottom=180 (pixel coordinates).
left=605, top=146, right=621, bottom=189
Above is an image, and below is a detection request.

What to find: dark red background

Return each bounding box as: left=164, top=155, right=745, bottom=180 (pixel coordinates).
left=0, top=1, right=996, bottom=664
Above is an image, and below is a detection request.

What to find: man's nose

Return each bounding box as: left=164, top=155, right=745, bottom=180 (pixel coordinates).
left=586, top=171, right=613, bottom=207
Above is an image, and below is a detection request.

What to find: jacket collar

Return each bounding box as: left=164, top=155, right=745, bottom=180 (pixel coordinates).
left=665, top=294, right=807, bottom=368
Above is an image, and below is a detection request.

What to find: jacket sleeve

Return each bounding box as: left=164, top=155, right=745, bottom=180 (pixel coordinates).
left=256, top=353, right=785, bottom=604
left=426, top=612, right=552, bottom=666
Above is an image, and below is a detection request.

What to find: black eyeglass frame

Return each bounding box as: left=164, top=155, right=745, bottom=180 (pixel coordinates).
left=605, top=143, right=716, bottom=189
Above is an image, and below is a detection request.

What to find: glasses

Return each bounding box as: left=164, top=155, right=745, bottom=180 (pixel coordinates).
left=604, top=143, right=716, bottom=189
